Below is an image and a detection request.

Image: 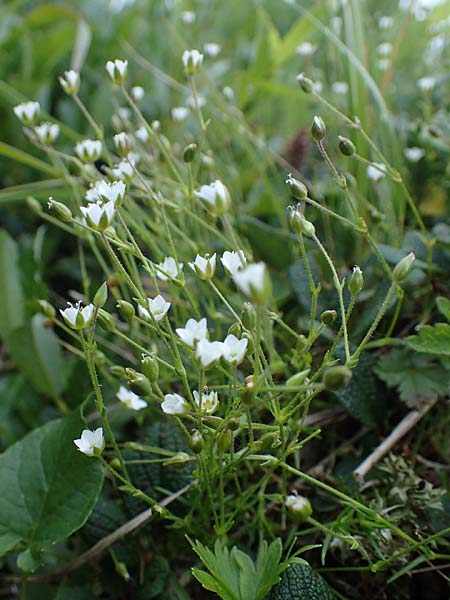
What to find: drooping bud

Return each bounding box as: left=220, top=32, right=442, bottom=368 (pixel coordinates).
left=348, top=266, right=364, bottom=296
left=286, top=173, right=308, bottom=200
left=338, top=135, right=356, bottom=156
left=183, top=143, right=197, bottom=163
left=320, top=309, right=337, bottom=325
left=47, top=198, right=72, bottom=222
left=141, top=354, right=159, bottom=382
left=125, top=368, right=152, bottom=396
left=393, top=252, right=415, bottom=282
left=117, top=300, right=135, bottom=321
left=93, top=281, right=108, bottom=308
left=311, top=115, right=326, bottom=142
left=323, top=366, right=352, bottom=391
left=296, top=73, right=314, bottom=93
left=97, top=308, right=115, bottom=332
left=286, top=494, right=313, bottom=522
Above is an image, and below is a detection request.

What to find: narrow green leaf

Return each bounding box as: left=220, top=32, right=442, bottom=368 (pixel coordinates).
left=0, top=142, right=58, bottom=176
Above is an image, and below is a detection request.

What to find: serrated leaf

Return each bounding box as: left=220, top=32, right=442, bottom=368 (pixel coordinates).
left=407, top=323, right=450, bottom=356
left=0, top=415, right=103, bottom=564
left=436, top=297, right=450, bottom=322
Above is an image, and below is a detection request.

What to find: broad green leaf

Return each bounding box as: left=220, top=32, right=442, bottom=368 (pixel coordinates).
left=407, top=323, right=450, bottom=356
left=436, top=297, right=450, bottom=322
left=266, top=563, right=335, bottom=599
left=0, top=415, right=103, bottom=567
left=0, top=229, right=25, bottom=337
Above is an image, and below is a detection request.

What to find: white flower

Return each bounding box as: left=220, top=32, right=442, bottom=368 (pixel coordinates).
left=404, top=147, right=425, bottom=162
left=138, top=295, right=171, bottom=321
left=176, top=318, right=208, bottom=347
left=34, top=122, right=60, bottom=144
left=156, top=256, right=183, bottom=281
left=111, top=160, right=134, bottom=181
left=331, top=81, right=348, bottom=95
left=295, top=42, right=316, bottom=56
left=186, top=94, right=206, bottom=109
left=195, top=180, right=231, bottom=215
left=113, top=132, right=130, bottom=156
left=204, top=43, right=221, bottom=57
left=181, top=10, right=196, bottom=23
left=59, top=70, right=80, bottom=95
left=222, top=86, right=234, bottom=101
left=193, top=389, right=219, bottom=414
left=60, top=301, right=94, bottom=330
left=75, top=139, right=102, bottom=162
left=377, top=43, right=392, bottom=55
left=378, top=16, right=394, bottom=29
left=80, top=201, right=116, bottom=231
left=367, top=163, right=387, bottom=182
left=376, top=59, right=390, bottom=71
left=86, top=180, right=126, bottom=205
left=74, top=427, right=104, bottom=456
left=196, top=339, right=224, bottom=368
left=222, top=334, right=248, bottom=365
left=130, top=85, right=144, bottom=101
left=161, top=393, right=190, bottom=415
left=171, top=106, right=190, bottom=122
left=234, top=262, right=271, bottom=303
left=221, top=250, right=246, bottom=277
left=312, top=81, right=323, bottom=94
left=135, top=126, right=149, bottom=142
left=189, top=253, right=216, bottom=280
left=13, top=101, right=40, bottom=125
left=182, top=49, right=203, bottom=75
left=417, top=76, right=436, bottom=91
left=117, top=385, right=147, bottom=410
left=106, top=59, right=128, bottom=84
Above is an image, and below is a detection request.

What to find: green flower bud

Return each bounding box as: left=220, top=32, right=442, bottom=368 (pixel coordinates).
left=228, top=417, right=240, bottom=431
left=47, top=198, right=72, bottom=222
left=216, top=429, right=231, bottom=453
left=241, top=302, right=257, bottom=330
left=393, top=252, right=415, bottom=282
left=228, top=321, right=243, bottom=338
left=97, top=308, right=115, bottom=332
left=338, top=136, right=356, bottom=156
left=189, top=429, right=204, bottom=454
left=113, top=132, right=130, bottom=157
left=141, top=354, right=159, bottom=382
left=117, top=300, right=135, bottom=321
left=296, top=73, right=314, bottom=93
left=109, top=365, right=126, bottom=378
left=240, top=374, right=256, bottom=406
left=286, top=368, right=310, bottom=387
left=95, top=350, right=106, bottom=368
left=323, top=365, right=352, bottom=391
left=93, top=281, right=108, bottom=308
left=183, top=143, right=197, bottom=163
left=286, top=174, right=308, bottom=200
left=38, top=299, right=56, bottom=319
left=126, top=368, right=152, bottom=396
left=311, top=115, right=326, bottom=142
left=289, top=208, right=315, bottom=237
left=320, top=309, right=337, bottom=325
left=286, top=494, right=313, bottom=522
left=163, top=451, right=191, bottom=466
left=348, top=266, right=364, bottom=296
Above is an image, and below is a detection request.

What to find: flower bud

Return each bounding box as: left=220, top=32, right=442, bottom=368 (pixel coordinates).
left=323, top=366, right=352, bottom=391
left=311, top=115, right=326, bottom=141
left=59, top=70, right=80, bottom=95
left=117, top=300, right=135, bottom=321
left=228, top=322, right=243, bottom=338
left=97, top=308, right=115, bottom=332
left=47, top=198, right=72, bottom=222
left=240, top=374, right=256, bottom=406
left=113, top=132, right=130, bottom=157
left=320, top=310, right=337, bottom=325
left=228, top=417, right=240, bottom=431
left=93, top=282, right=108, bottom=308
left=286, top=494, right=313, bottom=522
left=286, top=174, right=307, bottom=200
left=105, top=59, right=128, bottom=85
left=286, top=368, right=310, bottom=387
left=163, top=452, right=191, bottom=466
left=38, top=299, right=56, bottom=319
left=126, top=369, right=152, bottom=396
left=348, top=266, right=364, bottom=296
left=183, top=143, right=197, bottom=163
left=216, top=429, right=231, bottom=453
left=141, top=354, right=159, bottom=382
left=338, top=136, right=356, bottom=156
left=189, top=429, right=204, bottom=454
left=289, top=208, right=315, bottom=237
left=182, top=49, right=203, bottom=76
left=95, top=350, right=106, bottom=368
left=393, top=252, right=415, bottom=282
left=296, top=73, right=314, bottom=93
left=108, top=274, right=120, bottom=289
left=109, top=365, right=126, bottom=378
left=241, top=302, right=256, bottom=329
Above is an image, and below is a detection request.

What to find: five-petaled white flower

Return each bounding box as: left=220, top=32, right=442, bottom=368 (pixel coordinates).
left=59, top=70, right=80, bottom=95
left=417, top=76, right=436, bottom=92
left=34, top=122, right=60, bottom=144
left=182, top=49, right=203, bottom=75
left=138, top=295, right=171, bottom=321
left=295, top=42, right=316, bottom=56
left=181, top=10, right=195, bottom=23
left=75, top=139, right=102, bottom=163
left=86, top=180, right=126, bottom=205
left=111, top=160, right=134, bottom=181
left=156, top=256, right=183, bottom=281
left=176, top=317, right=208, bottom=347
left=204, top=43, right=221, bottom=57
left=196, top=339, right=224, bottom=368
left=117, top=385, right=147, bottom=410
left=171, top=106, right=190, bottom=122
left=60, top=301, right=95, bottom=330
left=234, top=262, right=271, bottom=304
left=193, top=389, right=219, bottom=414
left=189, top=253, right=216, bottom=280
left=331, top=81, right=349, bottom=95
left=404, top=147, right=425, bottom=162
left=80, top=201, right=116, bottom=231
left=74, top=427, right=104, bottom=456
left=13, top=101, right=40, bottom=125
left=195, top=180, right=231, bottom=215
left=221, top=250, right=246, bottom=277
left=135, top=126, right=149, bottom=142
left=106, top=59, right=128, bottom=84
left=222, top=334, right=248, bottom=365
left=161, top=393, right=190, bottom=415
left=367, top=163, right=386, bottom=182
left=130, top=85, right=144, bottom=101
